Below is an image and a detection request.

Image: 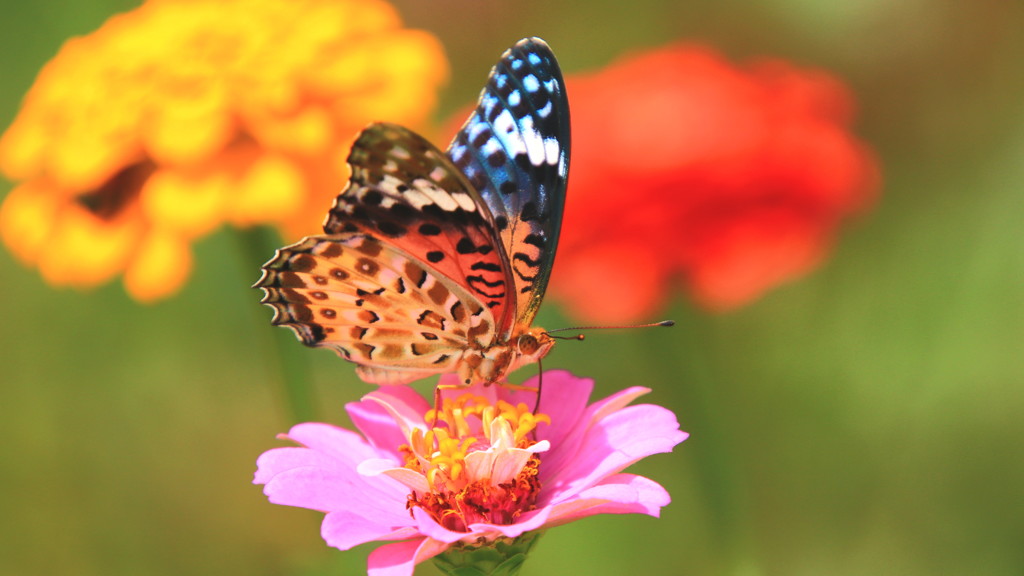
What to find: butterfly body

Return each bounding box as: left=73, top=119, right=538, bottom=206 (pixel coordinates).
left=256, top=38, right=569, bottom=386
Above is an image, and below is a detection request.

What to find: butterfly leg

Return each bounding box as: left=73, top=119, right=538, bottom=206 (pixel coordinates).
left=426, top=358, right=478, bottom=428
left=489, top=370, right=543, bottom=416
left=429, top=380, right=473, bottom=429
left=430, top=385, right=443, bottom=429
left=533, top=358, right=544, bottom=417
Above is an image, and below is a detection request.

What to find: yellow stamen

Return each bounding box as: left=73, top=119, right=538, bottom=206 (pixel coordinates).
left=400, top=389, right=551, bottom=531
left=400, top=392, right=549, bottom=492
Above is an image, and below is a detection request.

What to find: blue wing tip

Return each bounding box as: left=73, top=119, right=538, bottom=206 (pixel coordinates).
left=515, top=37, right=550, bottom=48
left=507, top=37, right=557, bottom=62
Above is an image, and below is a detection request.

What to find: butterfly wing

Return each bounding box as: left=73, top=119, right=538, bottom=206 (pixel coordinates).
left=324, top=123, right=517, bottom=337
left=447, top=37, right=570, bottom=331
left=256, top=233, right=498, bottom=386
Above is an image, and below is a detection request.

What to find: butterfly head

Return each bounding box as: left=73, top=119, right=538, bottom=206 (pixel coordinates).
left=515, top=327, right=556, bottom=363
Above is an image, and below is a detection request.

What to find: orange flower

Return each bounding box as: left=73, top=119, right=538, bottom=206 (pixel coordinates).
left=0, top=0, right=447, bottom=302
left=548, top=43, right=879, bottom=322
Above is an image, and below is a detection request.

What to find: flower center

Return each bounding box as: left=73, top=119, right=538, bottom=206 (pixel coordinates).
left=75, top=161, right=156, bottom=220
left=401, top=393, right=550, bottom=532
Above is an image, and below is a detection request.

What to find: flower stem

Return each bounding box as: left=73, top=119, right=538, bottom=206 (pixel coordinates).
left=234, top=226, right=317, bottom=423
left=643, top=306, right=760, bottom=576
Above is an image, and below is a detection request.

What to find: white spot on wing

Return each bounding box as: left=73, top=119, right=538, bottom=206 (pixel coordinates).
left=519, top=117, right=546, bottom=166
left=450, top=144, right=466, bottom=162
left=523, top=74, right=540, bottom=92
left=544, top=137, right=560, bottom=165
left=493, top=109, right=515, bottom=136
left=452, top=191, right=476, bottom=212
left=402, top=190, right=432, bottom=209
left=482, top=96, right=499, bottom=118
left=467, top=121, right=489, bottom=144
left=420, top=180, right=460, bottom=212
left=429, top=167, right=448, bottom=184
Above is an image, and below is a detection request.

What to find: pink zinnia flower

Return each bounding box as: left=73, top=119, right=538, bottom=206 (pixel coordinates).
left=254, top=370, right=687, bottom=575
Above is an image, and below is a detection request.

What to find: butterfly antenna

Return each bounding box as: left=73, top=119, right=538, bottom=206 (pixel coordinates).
left=545, top=319, right=675, bottom=339
left=548, top=333, right=585, bottom=341
left=533, top=321, right=673, bottom=419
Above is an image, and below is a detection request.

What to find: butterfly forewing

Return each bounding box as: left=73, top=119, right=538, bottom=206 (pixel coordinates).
left=447, top=37, right=570, bottom=329
left=256, top=233, right=498, bottom=385
left=324, top=123, right=516, bottom=337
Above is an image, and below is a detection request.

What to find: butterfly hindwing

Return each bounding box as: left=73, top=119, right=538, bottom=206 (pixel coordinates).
left=256, top=233, right=499, bottom=385
left=324, top=123, right=516, bottom=337
left=447, top=37, right=570, bottom=328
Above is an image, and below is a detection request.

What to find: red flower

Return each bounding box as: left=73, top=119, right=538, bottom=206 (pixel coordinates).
left=548, top=43, right=879, bottom=322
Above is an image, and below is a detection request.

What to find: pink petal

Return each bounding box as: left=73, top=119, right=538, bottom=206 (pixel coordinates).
left=254, top=446, right=345, bottom=484
left=528, top=370, right=594, bottom=445
left=410, top=507, right=466, bottom=544
left=321, top=511, right=421, bottom=550
left=260, top=465, right=410, bottom=521
left=532, top=385, right=644, bottom=481
left=543, top=404, right=686, bottom=501
left=466, top=506, right=554, bottom=538
left=575, top=473, right=671, bottom=514
left=583, top=386, right=653, bottom=424
left=347, top=387, right=430, bottom=454
left=359, top=459, right=431, bottom=494
left=284, top=422, right=389, bottom=467
left=368, top=537, right=448, bottom=576
left=544, top=473, right=672, bottom=526
left=536, top=383, right=655, bottom=485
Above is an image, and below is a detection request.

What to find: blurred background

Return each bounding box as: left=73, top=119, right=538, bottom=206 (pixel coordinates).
left=1, top=1, right=1022, bottom=575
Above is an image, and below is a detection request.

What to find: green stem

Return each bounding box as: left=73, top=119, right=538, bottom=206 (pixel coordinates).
left=643, top=306, right=759, bottom=576
left=234, top=226, right=317, bottom=423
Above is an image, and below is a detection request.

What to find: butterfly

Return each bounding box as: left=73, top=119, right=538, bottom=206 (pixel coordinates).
left=255, top=37, right=570, bottom=387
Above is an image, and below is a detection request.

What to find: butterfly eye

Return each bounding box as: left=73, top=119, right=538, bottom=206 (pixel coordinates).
left=517, top=334, right=540, bottom=355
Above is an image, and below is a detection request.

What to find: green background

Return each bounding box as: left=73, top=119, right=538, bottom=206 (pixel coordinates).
left=2, top=1, right=1022, bottom=575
